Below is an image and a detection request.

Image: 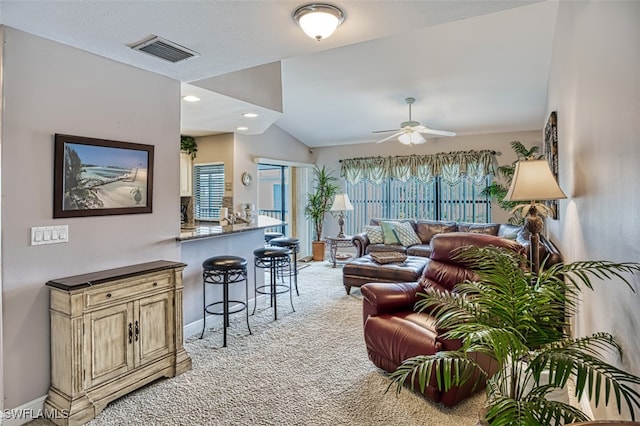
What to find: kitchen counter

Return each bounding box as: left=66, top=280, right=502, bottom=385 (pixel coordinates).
left=177, top=215, right=285, bottom=242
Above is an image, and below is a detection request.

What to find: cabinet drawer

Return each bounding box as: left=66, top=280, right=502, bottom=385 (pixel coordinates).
left=85, top=276, right=170, bottom=308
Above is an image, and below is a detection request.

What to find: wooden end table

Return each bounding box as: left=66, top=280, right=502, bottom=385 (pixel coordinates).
left=325, top=235, right=354, bottom=268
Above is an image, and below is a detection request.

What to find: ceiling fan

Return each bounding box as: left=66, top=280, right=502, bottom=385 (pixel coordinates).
left=373, top=97, right=456, bottom=145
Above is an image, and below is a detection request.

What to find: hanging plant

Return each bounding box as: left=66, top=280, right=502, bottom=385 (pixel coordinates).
left=180, top=135, right=198, bottom=160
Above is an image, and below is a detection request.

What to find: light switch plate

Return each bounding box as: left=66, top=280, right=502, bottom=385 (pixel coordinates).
left=31, top=225, right=69, bottom=246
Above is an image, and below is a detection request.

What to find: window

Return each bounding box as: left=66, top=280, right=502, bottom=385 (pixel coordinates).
left=193, top=162, right=225, bottom=221
left=345, top=175, right=491, bottom=233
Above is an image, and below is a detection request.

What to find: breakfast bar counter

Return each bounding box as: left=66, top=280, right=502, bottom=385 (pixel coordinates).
left=178, top=215, right=286, bottom=331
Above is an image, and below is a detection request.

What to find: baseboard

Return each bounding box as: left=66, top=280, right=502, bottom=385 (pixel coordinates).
left=1, top=395, right=47, bottom=426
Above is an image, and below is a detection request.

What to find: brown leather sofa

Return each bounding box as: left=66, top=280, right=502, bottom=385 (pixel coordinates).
left=344, top=218, right=562, bottom=295
left=361, top=232, right=528, bottom=407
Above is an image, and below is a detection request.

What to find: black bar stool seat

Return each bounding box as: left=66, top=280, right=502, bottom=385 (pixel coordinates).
left=200, top=255, right=251, bottom=347
left=265, top=232, right=284, bottom=244
left=269, top=237, right=301, bottom=296
left=253, top=246, right=294, bottom=320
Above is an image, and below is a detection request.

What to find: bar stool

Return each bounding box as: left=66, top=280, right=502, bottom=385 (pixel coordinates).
left=252, top=246, right=294, bottom=320
left=264, top=231, right=284, bottom=245
left=200, top=255, right=251, bottom=347
left=269, top=237, right=300, bottom=296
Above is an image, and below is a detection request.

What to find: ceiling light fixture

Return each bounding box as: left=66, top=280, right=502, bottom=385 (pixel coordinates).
left=237, top=126, right=249, bottom=131
left=293, top=3, right=345, bottom=41
left=182, top=95, right=200, bottom=102
left=242, top=112, right=258, bottom=118
left=398, top=131, right=426, bottom=145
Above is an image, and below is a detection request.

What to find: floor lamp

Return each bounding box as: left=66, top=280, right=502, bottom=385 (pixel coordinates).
left=503, top=160, right=566, bottom=274
left=330, top=194, right=354, bottom=238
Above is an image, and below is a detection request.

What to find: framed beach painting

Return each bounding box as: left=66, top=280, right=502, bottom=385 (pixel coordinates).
left=53, top=134, right=154, bottom=218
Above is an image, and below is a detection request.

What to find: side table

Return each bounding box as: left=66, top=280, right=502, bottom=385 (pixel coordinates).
left=325, top=235, right=354, bottom=268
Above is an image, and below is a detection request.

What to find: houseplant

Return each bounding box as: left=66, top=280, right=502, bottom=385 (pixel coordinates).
left=180, top=135, right=198, bottom=159
left=388, top=245, right=640, bottom=425
left=482, top=141, right=542, bottom=224
left=304, top=165, right=339, bottom=261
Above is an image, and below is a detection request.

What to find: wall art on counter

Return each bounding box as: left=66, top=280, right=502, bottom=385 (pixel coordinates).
left=53, top=134, right=154, bottom=218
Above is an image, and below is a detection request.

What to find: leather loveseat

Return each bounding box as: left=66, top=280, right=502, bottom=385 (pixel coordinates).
left=361, top=232, right=527, bottom=407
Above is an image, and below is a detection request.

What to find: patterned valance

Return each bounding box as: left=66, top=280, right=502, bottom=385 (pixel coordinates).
left=340, top=150, right=497, bottom=185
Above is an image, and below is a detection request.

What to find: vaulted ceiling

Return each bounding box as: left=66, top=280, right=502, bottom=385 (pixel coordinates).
left=0, top=0, right=558, bottom=147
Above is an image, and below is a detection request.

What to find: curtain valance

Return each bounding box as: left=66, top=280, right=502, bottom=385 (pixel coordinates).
left=340, top=150, right=497, bottom=185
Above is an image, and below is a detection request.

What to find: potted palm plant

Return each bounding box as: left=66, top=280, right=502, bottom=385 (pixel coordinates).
left=482, top=141, right=543, bottom=224
left=389, top=245, right=640, bottom=425
left=304, top=165, right=339, bottom=261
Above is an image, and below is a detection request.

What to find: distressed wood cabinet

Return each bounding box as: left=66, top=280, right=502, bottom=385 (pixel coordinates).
left=43, top=260, right=192, bottom=426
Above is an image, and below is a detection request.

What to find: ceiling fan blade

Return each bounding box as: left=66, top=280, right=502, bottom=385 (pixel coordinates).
left=417, top=126, right=456, bottom=137
left=375, top=131, right=403, bottom=144
left=372, top=129, right=401, bottom=134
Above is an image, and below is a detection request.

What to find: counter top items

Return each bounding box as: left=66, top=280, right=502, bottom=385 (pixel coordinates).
left=178, top=215, right=285, bottom=242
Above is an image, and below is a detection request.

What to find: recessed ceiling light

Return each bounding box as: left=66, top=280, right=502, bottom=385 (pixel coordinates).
left=242, top=112, right=259, bottom=118
left=237, top=126, right=249, bottom=131
left=182, top=95, right=200, bottom=102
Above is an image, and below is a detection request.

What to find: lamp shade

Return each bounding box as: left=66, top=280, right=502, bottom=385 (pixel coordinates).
left=504, top=160, right=567, bottom=202
left=293, top=3, right=345, bottom=41
left=330, top=193, right=354, bottom=211
left=398, top=131, right=426, bottom=145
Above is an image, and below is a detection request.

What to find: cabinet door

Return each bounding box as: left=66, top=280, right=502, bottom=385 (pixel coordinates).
left=135, top=292, right=173, bottom=367
left=85, top=303, right=134, bottom=388
left=180, top=152, right=193, bottom=197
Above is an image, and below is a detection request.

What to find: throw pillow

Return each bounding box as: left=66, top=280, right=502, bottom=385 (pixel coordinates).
left=393, top=221, right=422, bottom=247
left=363, top=225, right=384, bottom=244
left=379, top=221, right=401, bottom=245
left=458, top=222, right=500, bottom=236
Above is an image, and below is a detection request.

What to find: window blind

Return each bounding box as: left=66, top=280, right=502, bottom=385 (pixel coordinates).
left=193, top=163, right=225, bottom=221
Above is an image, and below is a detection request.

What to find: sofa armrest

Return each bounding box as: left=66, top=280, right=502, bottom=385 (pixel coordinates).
left=352, top=233, right=370, bottom=258
left=361, top=282, right=421, bottom=323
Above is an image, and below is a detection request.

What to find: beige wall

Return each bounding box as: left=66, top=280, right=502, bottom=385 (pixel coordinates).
left=313, top=130, right=543, bottom=236
left=194, top=133, right=234, bottom=199
left=1, top=28, right=181, bottom=408
left=546, top=1, right=640, bottom=420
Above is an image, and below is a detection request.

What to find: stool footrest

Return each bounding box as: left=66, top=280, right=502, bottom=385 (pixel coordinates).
left=204, top=301, right=248, bottom=316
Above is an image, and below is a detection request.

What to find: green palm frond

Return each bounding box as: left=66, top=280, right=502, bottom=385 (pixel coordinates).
left=388, top=351, right=485, bottom=395
left=388, top=245, right=640, bottom=424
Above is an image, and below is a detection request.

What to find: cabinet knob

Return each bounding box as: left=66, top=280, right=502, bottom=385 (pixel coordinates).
left=152, top=282, right=158, bottom=287
left=106, top=293, right=112, bottom=298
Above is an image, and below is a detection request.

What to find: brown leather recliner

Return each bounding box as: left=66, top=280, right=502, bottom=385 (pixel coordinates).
left=361, top=232, right=526, bottom=407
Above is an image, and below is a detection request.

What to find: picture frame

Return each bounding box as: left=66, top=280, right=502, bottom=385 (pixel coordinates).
left=543, top=111, right=559, bottom=219
left=53, top=134, right=154, bottom=218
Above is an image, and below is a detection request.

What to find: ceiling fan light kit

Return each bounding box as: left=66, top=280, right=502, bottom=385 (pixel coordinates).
left=293, top=3, right=345, bottom=41
left=374, top=97, right=456, bottom=145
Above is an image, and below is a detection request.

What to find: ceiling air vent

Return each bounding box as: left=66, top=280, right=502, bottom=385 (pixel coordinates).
left=130, top=36, right=199, bottom=63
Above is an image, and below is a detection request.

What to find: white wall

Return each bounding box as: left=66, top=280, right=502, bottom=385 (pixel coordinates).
left=313, top=130, right=542, bottom=236
left=1, top=28, right=181, bottom=408
left=546, top=1, right=640, bottom=420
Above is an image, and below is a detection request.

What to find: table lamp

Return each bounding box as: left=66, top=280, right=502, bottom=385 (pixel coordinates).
left=503, top=160, right=566, bottom=273
left=330, top=193, right=354, bottom=238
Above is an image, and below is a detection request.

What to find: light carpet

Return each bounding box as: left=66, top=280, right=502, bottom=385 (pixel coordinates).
left=31, top=261, right=484, bottom=426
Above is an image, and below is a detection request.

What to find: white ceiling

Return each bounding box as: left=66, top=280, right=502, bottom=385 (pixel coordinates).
left=0, top=0, right=558, bottom=148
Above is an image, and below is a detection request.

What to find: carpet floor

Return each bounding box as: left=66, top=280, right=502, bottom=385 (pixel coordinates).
left=31, top=261, right=484, bottom=426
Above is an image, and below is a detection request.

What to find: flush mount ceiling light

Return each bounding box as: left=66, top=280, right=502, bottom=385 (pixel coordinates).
left=182, top=95, right=200, bottom=102
left=242, top=112, right=258, bottom=118
left=236, top=126, right=249, bottom=131
left=293, top=3, right=345, bottom=41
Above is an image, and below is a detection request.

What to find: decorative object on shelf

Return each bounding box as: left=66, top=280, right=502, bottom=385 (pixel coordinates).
left=292, top=3, right=345, bottom=41
left=503, top=159, right=566, bottom=273
left=244, top=203, right=254, bottom=224
left=389, top=245, right=640, bottom=425
left=180, top=135, right=198, bottom=160
left=304, top=166, right=339, bottom=261
left=53, top=134, right=154, bottom=218
left=330, top=193, right=354, bottom=238
left=544, top=111, right=559, bottom=219
left=241, top=172, right=252, bottom=186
